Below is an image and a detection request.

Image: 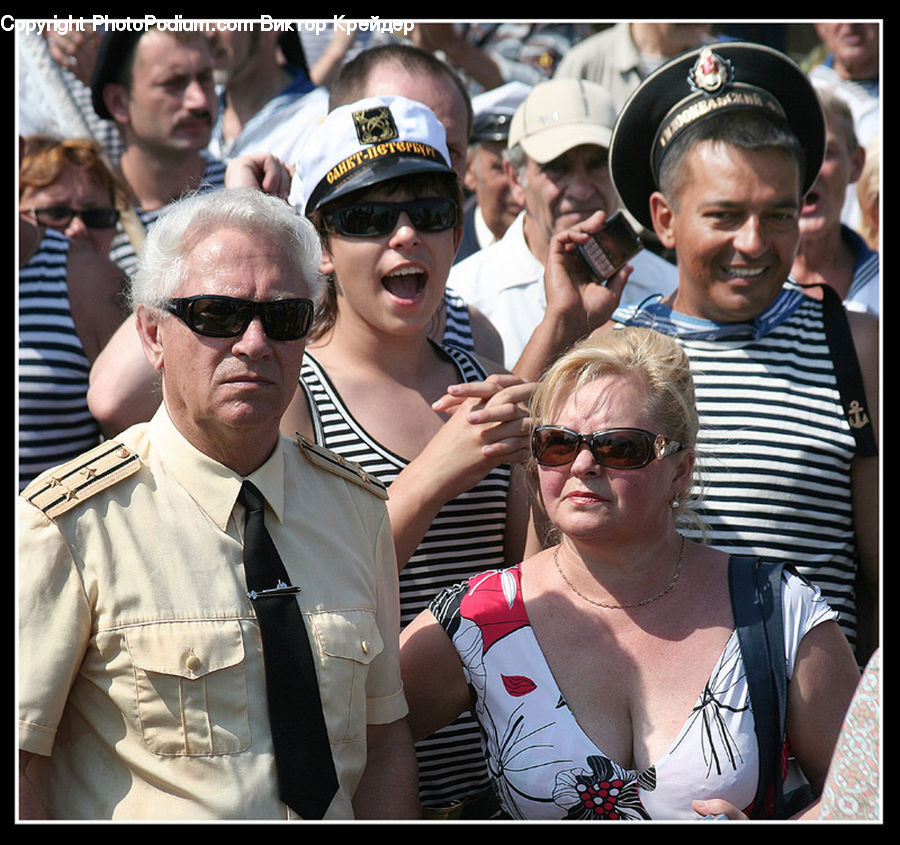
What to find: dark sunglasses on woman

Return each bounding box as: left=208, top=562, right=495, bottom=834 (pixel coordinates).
left=28, top=206, right=120, bottom=230
left=322, top=197, right=458, bottom=238
left=532, top=426, right=686, bottom=469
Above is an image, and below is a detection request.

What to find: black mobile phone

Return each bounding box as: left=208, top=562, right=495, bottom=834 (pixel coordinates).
left=576, top=211, right=643, bottom=284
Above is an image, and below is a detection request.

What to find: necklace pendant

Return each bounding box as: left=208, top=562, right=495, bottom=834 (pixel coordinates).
left=553, top=536, right=686, bottom=610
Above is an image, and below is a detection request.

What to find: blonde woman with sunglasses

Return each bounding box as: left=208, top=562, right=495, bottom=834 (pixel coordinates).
left=400, top=327, right=860, bottom=821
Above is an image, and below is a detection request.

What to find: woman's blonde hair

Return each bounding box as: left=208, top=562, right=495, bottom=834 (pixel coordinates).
left=530, top=327, right=706, bottom=534
left=857, top=135, right=879, bottom=251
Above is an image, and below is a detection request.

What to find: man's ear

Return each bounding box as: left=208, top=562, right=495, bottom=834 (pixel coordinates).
left=464, top=147, right=478, bottom=194
left=134, top=305, right=166, bottom=373
left=649, top=191, right=677, bottom=250
left=504, top=159, right=527, bottom=209
left=102, top=83, right=131, bottom=126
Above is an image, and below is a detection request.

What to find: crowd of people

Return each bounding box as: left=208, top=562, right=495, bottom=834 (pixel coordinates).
left=18, top=20, right=880, bottom=822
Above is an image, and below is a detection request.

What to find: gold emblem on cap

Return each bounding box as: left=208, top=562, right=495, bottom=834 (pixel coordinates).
left=689, top=47, right=733, bottom=94
left=353, top=105, right=399, bottom=145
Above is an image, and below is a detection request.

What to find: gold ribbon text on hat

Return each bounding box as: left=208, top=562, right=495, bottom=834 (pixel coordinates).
left=325, top=141, right=445, bottom=188
left=658, top=89, right=785, bottom=152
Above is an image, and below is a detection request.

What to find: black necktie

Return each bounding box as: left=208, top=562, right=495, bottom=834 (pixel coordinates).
left=238, top=480, right=338, bottom=818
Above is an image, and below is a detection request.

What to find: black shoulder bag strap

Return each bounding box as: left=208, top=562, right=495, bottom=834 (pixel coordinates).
left=819, top=283, right=877, bottom=458
left=728, top=555, right=787, bottom=819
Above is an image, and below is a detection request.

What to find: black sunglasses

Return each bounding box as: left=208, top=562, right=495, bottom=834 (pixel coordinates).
left=164, top=295, right=314, bottom=341
left=532, top=426, right=686, bottom=469
left=29, top=206, right=120, bottom=230
left=323, top=197, right=458, bottom=237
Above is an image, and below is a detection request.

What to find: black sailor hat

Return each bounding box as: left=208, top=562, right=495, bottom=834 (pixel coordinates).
left=609, top=41, right=826, bottom=230
left=90, top=31, right=145, bottom=121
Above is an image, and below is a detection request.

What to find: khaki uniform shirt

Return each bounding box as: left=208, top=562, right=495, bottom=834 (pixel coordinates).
left=18, top=407, right=405, bottom=820
left=552, top=23, right=646, bottom=113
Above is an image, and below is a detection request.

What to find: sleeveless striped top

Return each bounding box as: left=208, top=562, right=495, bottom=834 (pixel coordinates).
left=18, top=229, right=102, bottom=490
left=441, top=287, right=475, bottom=351
left=299, top=342, right=510, bottom=808
left=109, top=155, right=228, bottom=280
left=614, top=286, right=862, bottom=650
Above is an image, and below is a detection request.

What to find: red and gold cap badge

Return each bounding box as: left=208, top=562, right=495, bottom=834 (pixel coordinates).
left=688, top=48, right=734, bottom=94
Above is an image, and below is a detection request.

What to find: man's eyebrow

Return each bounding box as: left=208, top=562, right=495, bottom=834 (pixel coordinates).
left=698, top=196, right=800, bottom=210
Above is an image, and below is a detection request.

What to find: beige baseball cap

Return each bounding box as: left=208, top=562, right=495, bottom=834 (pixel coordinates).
left=508, top=78, right=618, bottom=163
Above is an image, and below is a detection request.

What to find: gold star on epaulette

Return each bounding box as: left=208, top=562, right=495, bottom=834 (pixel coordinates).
left=22, top=441, right=142, bottom=519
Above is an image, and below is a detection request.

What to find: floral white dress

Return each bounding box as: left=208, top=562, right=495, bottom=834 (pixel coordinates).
left=430, top=564, right=837, bottom=819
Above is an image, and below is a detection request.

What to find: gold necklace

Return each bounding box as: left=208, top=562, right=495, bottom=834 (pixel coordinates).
left=553, top=535, right=686, bottom=609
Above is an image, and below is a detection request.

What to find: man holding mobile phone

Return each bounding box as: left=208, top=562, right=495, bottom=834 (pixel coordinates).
left=448, top=78, right=678, bottom=379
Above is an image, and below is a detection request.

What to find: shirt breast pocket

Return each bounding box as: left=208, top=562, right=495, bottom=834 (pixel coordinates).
left=124, top=619, right=251, bottom=756
left=310, top=610, right=384, bottom=743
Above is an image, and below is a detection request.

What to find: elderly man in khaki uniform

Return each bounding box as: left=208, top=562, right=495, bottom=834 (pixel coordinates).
left=18, top=187, right=418, bottom=820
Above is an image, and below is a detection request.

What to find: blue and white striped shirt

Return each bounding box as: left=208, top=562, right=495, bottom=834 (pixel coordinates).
left=614, top=283, right=865, bottom=649
left=18, top=229, right=102, bottom=490
left=109, top=154, right=228, bottom=280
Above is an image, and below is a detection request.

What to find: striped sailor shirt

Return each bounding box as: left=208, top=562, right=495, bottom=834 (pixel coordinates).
left=299, top=342, right=510, bottom=810
left=109, top=154, right=228, bottom=281
left=614, top=282, right=864, bottom=649
left=18, top=229, right=102, bottom=490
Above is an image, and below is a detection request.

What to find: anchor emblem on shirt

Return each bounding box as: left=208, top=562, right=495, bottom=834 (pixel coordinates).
left=847, top=400, right=870, bottom=430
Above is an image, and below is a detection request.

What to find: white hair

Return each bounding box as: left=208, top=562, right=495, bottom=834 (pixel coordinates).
left=129, top=187, right=324, bottom=309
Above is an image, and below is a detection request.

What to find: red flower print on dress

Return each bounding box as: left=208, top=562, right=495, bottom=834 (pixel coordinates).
left=460, top=569, right=529, bottom=655
left=553, top=755, right=651, bottom=819
left=502, top=674, right=537, bottom=696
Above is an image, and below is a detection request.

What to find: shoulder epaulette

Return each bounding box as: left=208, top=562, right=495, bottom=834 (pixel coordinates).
left=21, top=440, right=142, bottom=519
left=294, top=433, right=389, bottom=500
